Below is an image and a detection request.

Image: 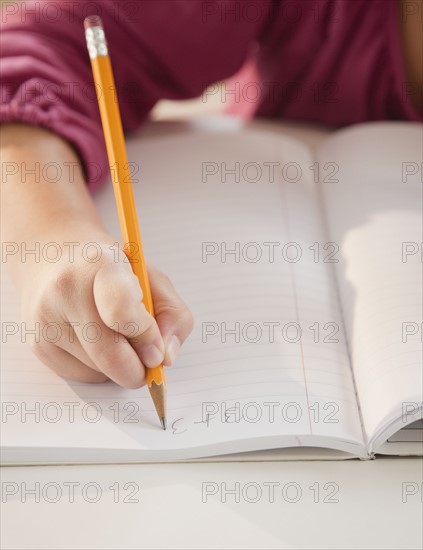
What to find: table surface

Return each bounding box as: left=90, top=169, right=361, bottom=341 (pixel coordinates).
left=1, top=458, right=422, bottom=550
left=2, top=119, right=422, bottom=550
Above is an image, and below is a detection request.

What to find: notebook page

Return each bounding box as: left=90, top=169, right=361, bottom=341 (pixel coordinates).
left=317, top=122, right=422, bottom=452
left=1, top=127, right=364, bottom=461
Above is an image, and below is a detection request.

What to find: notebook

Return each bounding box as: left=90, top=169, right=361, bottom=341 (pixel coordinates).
left=1, top=119, right=422, bottom=464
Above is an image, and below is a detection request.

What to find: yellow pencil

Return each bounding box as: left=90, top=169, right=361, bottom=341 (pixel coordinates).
left=84, top=15, right=166, bottom=429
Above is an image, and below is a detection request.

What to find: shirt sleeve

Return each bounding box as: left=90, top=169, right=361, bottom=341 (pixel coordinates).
left=0, top=0, right=270, bottom=188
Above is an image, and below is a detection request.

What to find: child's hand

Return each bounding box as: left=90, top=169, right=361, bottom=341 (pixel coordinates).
left=20, top=234, right=194, bottom=388
left=1, top=124, right=193, bottom=388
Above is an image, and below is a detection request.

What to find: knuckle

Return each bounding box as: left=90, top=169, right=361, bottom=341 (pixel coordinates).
left=101, top=302, right=127, bottom=328
left=134, top=309, right=156, bottom=336
left=177, top=306, right=194, bottom=338
left=28, top=282, right=63, bottom=326
left=158, top=271, right=172, bottom=286
left=180, top=307, right=195, bottom=334
left=162, top=304, right=194, bottom=332
left=150, top=265, right=173, bottom=289
left=31, top=340, right=47, bottom=361
left=95, top=349, right=119, bottom=373
left=98, top=355, right=144, bottom=389
left=111, top=306, right=154, bottom=338
left=53, top=268, right=76, bottom=298
left=35, top=299, right=56, bottom=327
left=92, top=343, right=145, bottom=388
left=95, top=345, right=126, bottom=373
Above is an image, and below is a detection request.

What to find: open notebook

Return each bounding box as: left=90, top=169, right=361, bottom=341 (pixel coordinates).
left=1, top=120, right=422, bottom=464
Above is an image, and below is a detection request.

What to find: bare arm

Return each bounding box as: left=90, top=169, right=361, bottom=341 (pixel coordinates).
left=1, top=124, right=193, bottom=386
left=1, top=124, right=107, bottom=285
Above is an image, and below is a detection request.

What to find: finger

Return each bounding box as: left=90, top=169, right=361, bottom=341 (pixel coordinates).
left=32, top=341, right=109, bottom=384
left=56, top=276, right=148, bottom=388
left=38, top=257, right=147, bottom=388
left=65, top=313, right=147, bottom=389
left=54, top=322, right=103, bottom=372
left=93, top=259, right=165, bottom=368
left=148, top=264, right=194, bottom=366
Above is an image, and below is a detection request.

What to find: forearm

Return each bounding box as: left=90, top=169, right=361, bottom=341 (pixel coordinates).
left=1, top=124, right=109, bottom=288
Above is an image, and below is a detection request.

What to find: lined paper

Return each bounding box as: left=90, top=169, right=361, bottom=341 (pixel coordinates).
left=318, top=122, right=423, bottom=451
left=1, top=127, right=365, bottom=461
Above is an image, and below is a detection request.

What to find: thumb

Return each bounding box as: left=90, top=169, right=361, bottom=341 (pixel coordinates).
left=148, top=264, right=194, bottom=366
left=93, top=256, right=165, bottom=368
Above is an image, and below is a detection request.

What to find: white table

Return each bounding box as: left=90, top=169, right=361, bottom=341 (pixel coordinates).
left=1, top=120, right=422, bottom=549
left=1, top=458, right=422, bottom=549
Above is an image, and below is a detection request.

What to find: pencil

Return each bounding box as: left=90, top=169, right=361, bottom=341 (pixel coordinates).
left=84, top=15, right=167, bottom=430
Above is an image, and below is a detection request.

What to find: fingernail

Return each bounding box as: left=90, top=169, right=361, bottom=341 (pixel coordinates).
left=140, top=345, right=164, bottom=368
left=165, top=335, right=181, bottom=366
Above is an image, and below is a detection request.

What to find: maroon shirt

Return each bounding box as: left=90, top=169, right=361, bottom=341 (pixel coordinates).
left=1, top=0, right=421, bottom=187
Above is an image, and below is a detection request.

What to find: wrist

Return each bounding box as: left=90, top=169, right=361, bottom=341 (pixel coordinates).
left=6, top=223, right=115, bottom=292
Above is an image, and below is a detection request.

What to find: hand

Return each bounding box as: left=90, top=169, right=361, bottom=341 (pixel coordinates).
left=20, top=232, right=194, bottom=388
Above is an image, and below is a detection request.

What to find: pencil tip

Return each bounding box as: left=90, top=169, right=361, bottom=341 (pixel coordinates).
left=160, top=417, right=167, bottom=430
